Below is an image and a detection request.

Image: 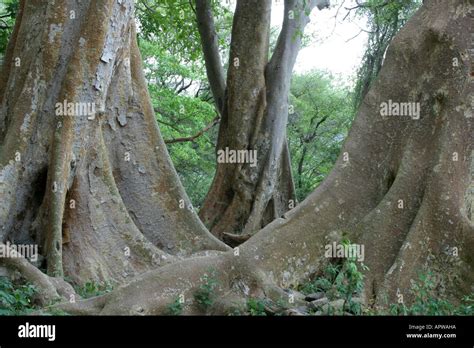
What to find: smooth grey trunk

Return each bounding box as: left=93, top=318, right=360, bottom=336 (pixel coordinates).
left=195, top=0, right=226, bottom=114
left=198, top=0, right=326, bottom=241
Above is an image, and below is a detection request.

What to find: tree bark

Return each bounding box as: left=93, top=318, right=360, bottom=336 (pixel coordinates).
left=0, top=0, right=228, bottom=286
left=1, top=0, right=472, bottom=315
left=52, top=0, right=473, bottom=314
left=198, top=0, right=326, bottom=241
left=195, top=0, right=226, bottom=114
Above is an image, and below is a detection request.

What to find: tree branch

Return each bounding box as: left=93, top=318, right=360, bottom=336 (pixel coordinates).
left=176, top=79, right=193, bottom=94
left=0, top=18, right=11, bottom=29
left=164, top=115, right=220, bottom=144
left=195, top=0, right=226, bottom=114
left=268, top=0, right=327, bottom=74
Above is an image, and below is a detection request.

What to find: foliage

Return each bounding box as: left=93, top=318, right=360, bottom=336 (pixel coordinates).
left=43, top=306, right=70, bottom=316
left=246, top=298, right=267, bottom=316
left=300, top=267, right=473, bottom=316
left=351, top=0, right=421, bottom=108
left=75, top=281, right=113, bottom=299
left=166, top=296, right=184, bottom=315
left=228, top=307, right=243, bottom=316
left=193, top=271, right=218, bottom=311
left=136, top=0, right=232, bottom=66
left=136, top=1, right=232, bottom=207
left=139, top=2, right=355, bottom=206
left=455, top=294, right=474, bottom=315
left=298, top=239, right=367, bottom=315
left=387, top=272, right=474, bottom=316
left=0, top=276, right=37, bottom=315
left=147, top=83, right=218, bottom=207
left=289, top=71, right=354, bottom=201
left=0, top=0, right=18, bottom=60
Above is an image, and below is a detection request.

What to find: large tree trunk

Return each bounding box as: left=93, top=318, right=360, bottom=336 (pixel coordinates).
left=44, top=0, right=474, bottom=315
left=197, top=0, right=328, bottom=242
left=0, top=0, right=472, bottom=315
left=0, top=0, right=227, bottom=286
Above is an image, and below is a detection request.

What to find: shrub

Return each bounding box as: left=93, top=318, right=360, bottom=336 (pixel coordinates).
left=247, top=298, right=267, bottom=316
left=193, top=272, right=218, bottom=311
left=0, top=276, right=37, bottom=315
left=166, top=296, right=184, bottom=315
left=75, top=281, right=113, bottom=299
left=389, top=272, right=474, bottom=316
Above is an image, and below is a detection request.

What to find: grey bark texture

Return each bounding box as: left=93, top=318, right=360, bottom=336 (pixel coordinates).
left=0, top=0, right=228, bottom=286
left=0, top=0, right=472, bottom=316
left=195, top=0, right=226, bottom=114
left=199, top=0, right=326, bottom=241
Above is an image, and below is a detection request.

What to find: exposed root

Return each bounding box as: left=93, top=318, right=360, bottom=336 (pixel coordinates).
left=222, top=232, right=251, bottom=247
left=0, top=243, right=75, bottom=306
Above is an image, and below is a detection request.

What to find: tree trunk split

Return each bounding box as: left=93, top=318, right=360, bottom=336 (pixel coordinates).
left=0, top=0, right=472, bottom=315
left=199, top=0, right=324, bottom=239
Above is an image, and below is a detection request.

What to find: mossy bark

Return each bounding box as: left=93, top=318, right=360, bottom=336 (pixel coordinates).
left=0, top=0, right=227, bottom=286
left=0, top=0, right=472, bottom=314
